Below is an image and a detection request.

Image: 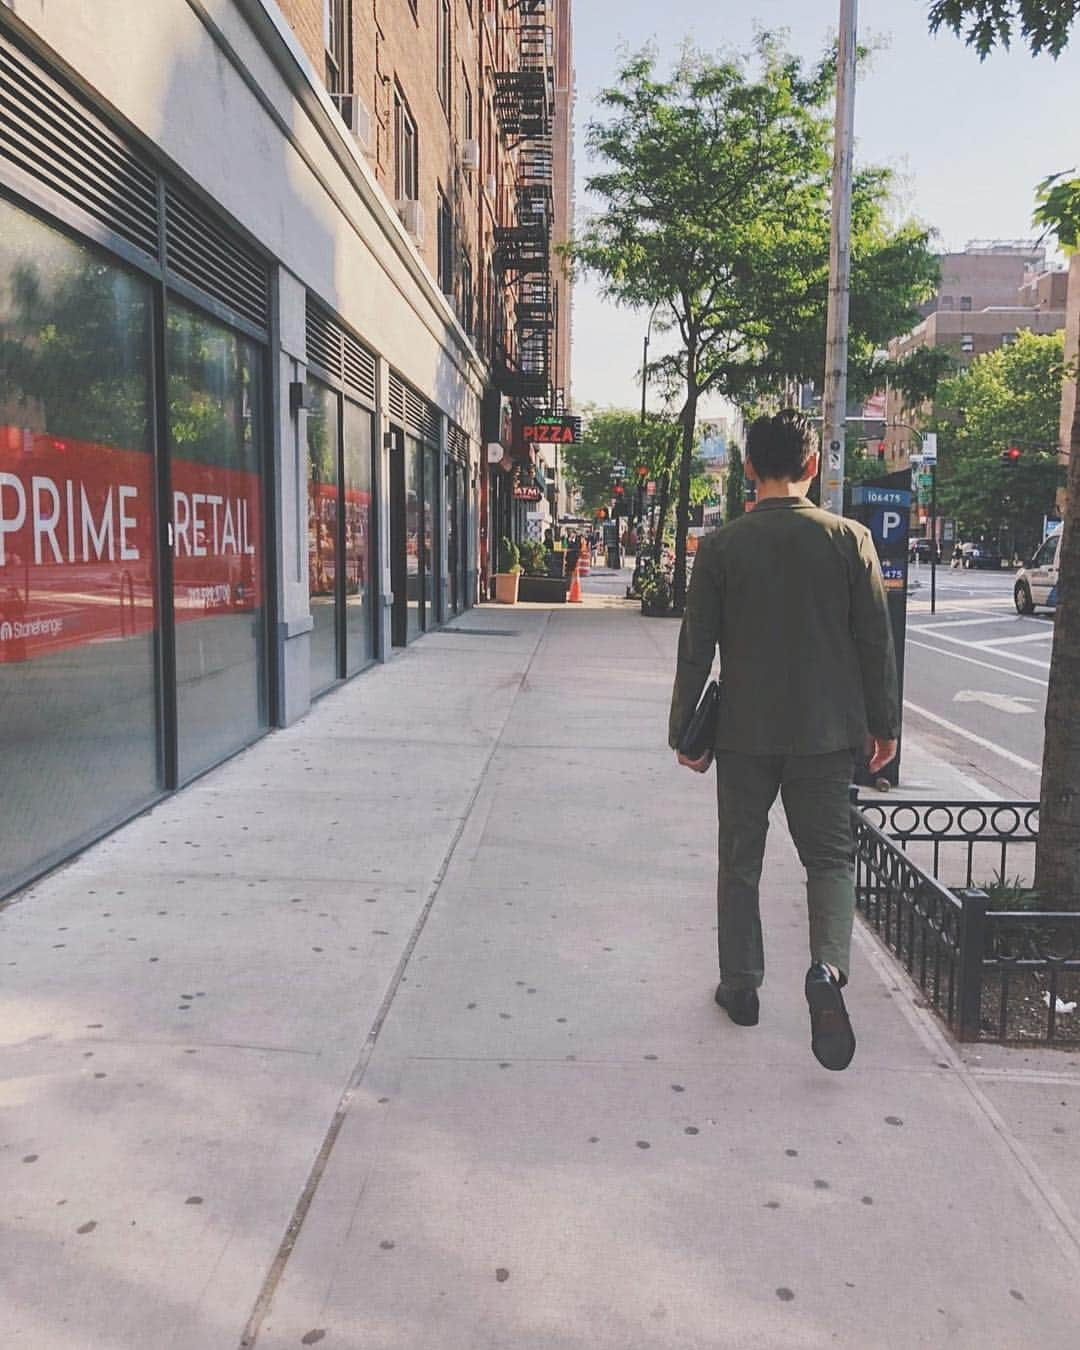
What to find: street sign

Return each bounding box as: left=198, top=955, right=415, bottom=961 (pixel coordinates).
left=922, top=433, right=938, bottom=464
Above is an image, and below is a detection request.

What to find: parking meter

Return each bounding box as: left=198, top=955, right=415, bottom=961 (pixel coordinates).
left=849, top=471, right=911, bottom=787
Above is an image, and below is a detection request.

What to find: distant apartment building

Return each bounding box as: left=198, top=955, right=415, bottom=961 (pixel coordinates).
left=0, top=0, right=573, bottom=900
left=883, top=241, right=1067, bottom=465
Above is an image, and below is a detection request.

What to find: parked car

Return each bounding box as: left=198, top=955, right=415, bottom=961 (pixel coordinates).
left=961, top=541, right=1002, bottom=570
left=909, top=538, right=940, bottom=564
left=1014, top=532, right=1061, bottom=614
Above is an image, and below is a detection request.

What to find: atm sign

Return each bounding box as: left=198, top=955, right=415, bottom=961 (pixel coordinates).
left=522, top=416, right=581, bottom=445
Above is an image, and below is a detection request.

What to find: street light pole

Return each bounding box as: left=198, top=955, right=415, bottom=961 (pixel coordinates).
left=821, top=0, right=858, bottom=516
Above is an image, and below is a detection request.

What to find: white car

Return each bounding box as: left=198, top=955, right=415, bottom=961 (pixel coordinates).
left=1014, top=532, right=1061, bottom=614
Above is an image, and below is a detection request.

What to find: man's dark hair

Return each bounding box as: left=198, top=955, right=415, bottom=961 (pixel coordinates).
left=746, top=410, right=818, bottom=483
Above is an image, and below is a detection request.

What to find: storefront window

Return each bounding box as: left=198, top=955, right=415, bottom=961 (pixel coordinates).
left=0, top=199, right=158, bottom=892
left=423, top=438, right=439, bottom=624
left=405, top=434, right=422, bottom=641
left=343, top=400, right=375, bottom=673
left=307, top=379, right=340, bottom=692
left=167, top=303, right=268, bottom=780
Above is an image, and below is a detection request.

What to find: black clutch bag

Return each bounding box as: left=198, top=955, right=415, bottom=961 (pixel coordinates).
left=678, top=679, right=721, bottom=759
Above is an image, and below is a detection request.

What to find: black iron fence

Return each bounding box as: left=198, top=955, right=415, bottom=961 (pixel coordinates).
left=852, top=798, right=1080, bottom=1045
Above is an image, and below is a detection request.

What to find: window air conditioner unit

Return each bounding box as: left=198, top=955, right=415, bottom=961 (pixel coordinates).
left=462, top=139, right=480, bottom=173
left=332, top=93, right=372, bottom=154
left=484, top=173, right=497, bottom=198
left=397, top=198, right=425, bottom=244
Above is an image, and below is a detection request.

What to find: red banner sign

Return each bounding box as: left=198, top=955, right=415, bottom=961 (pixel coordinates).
left=0, top=427, right=262, bottom=664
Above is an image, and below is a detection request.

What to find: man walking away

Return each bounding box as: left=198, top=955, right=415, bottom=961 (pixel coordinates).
left=668, top=411, right=899, bottom=1071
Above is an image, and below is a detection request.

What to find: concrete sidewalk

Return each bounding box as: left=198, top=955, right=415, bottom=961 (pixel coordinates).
left=3, top=595, right=1079, bottom=1348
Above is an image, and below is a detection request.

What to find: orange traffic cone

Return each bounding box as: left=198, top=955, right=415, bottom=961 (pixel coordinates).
left=568, top=556, right=583, bottom=603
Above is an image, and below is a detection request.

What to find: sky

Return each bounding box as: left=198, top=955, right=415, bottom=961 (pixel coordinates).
left=568, top=0, right=1080, bottom=417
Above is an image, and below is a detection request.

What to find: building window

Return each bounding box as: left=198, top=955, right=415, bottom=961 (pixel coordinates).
left=463, top=74, right=474, bottom=141
left=1002, top=332, right=1018, bottom=346
left=960, top=333, right=974, bottom=354
left=939, top=295, right=954, bottom=311
left=394, top=88, right=418, bottom=201
left=437, top=0, right=452, bottom=115
left=324, top=0, right=348, bottom=96
left=437, top=190, right=453, bottom=294
left=960, top=295, right=972, bottom=312
left=460, top=250, right=474, bottom=334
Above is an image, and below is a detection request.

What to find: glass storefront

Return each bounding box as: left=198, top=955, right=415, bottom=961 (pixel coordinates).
left=0, top=199, right=159, bottom=893
left=167, top=303, right=268, bottom=782
left=423, top=438, right=439, bottom=625
left=405, top=434, right=423, bottom=641
left=343, top=399, right=375, bottom=674
left=307, top=379, right=340, bottom=693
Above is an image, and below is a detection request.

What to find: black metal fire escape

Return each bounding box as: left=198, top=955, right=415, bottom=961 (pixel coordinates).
left=492, top=2, right=556, bottom=406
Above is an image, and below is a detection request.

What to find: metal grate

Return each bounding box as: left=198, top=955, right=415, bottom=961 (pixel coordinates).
left=305, top=299, right=376, bottom=406
left=342, top=329, right=376, bottom=405
left=387, top=371, right=406, bottom=424
left=165, top=185, right=268, bottom=330
left=0, top=31, right=159, bottom=258
left=404, top=384, right=441, bottom=444
left=305, top=300, right=341, bottom=378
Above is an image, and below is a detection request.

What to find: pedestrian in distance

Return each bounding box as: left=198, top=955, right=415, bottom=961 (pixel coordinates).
left=669, top=410, right=899, bottom=1071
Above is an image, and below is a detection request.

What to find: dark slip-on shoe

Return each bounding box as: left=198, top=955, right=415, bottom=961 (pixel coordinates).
left=715, top=984, right=760, bottom=1027
left=805, top=963, right=856, bottom=1071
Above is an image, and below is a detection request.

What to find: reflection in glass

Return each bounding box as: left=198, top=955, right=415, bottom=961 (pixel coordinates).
left=405, top=435, right=422, bottom=641
left=343, top=400, right=375, bottom=673
left=0, top=199, right=158, bottom=894
left=423, top=437, right=439, bottom=625
left=307, top=380, right=340, bottom=691
left=167, top=302, right=268, bottom=780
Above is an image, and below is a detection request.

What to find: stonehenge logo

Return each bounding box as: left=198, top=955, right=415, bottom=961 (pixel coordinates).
left=0, top=622, right=11, bottom=643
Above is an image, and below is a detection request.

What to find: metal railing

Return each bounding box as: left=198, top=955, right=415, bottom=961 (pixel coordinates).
left=852, top=798, right=1080, bottom=1045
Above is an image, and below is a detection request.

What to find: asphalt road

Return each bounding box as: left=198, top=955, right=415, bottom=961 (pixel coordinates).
left=904, top=562, right=1049, bottom=800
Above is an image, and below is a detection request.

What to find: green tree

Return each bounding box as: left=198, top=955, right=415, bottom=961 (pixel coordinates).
left=563, top=407, right=680, bottom=512
left=569, top=37, right=938, bottom=612
left=928, top=0, right=1080, bottom=907
left=929, top=1, right=1080, bottom=57
left=930, top=332, right=1065, bottom=557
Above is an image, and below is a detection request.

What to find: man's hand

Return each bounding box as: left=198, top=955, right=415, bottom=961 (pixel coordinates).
left=865, top=735, right=898, bottom=774
left=677, top=750, right=713, bottom=774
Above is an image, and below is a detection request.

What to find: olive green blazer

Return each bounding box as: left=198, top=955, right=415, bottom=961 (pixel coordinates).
left=668, top=497, right=900, bottom=756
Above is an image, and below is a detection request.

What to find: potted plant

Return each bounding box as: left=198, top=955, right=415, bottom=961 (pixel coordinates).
left=494, top=536, right=522, bottom=604
left=641, top=569, right=673, bottom=617
left=518, top=537, right=569, bottom=603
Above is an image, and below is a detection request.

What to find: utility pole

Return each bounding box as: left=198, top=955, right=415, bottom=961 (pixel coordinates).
left=821, top=0, right=858, bottom=516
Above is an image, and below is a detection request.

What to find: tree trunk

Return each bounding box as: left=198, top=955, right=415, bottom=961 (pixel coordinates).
left=652, top=429, right=680, bottom=565
left=1036, top=389, right=1080, bottom=908
left=652, top=472, right=670, bottom=565
left=672, top=395, right=697, bottom=614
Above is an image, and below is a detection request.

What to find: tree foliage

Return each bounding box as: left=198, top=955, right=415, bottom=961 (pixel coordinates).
left=928, top=0, right=1080, bottom=58
left=568, top=36, right=938, bottom=609
left=562, top=407, right=680, bottom=513
left=930, top=330, right=1065, bottom=556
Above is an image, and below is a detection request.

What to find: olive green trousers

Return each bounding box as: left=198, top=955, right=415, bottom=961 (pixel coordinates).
left=714, top=750, right=856, bottom=990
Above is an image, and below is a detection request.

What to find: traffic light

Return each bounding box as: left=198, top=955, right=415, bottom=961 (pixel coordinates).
left=1001, top=445, right=1022, bottom=467
left=613, top=483, right=624, bottom=497
left=877, top=441, right=887, bottom=461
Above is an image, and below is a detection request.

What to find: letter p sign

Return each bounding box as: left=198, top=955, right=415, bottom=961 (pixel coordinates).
left=882, top=510, right=902, bottom=540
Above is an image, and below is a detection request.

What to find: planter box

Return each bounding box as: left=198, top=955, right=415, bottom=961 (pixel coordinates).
left=493, top=572, right=520, bottom=604
left=518, top=575, right=568, bottom=604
